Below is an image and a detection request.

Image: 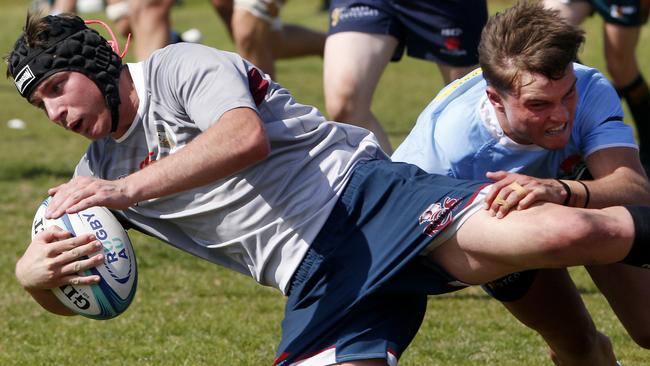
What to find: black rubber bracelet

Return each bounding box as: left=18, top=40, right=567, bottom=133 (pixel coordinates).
left=555, top=179, right=572, bottom=206
left=575, top=180, right=590, bottom=208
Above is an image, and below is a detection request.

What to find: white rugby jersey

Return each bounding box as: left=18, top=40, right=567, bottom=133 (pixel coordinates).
left=75, top=43, right=384, bottom=294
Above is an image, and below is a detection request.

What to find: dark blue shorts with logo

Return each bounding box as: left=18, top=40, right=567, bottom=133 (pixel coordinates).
left=273, top=159, right=489, bottom=366
left=328, top=0, right=488, bottom=66
left=567, top=0, right=650, bottom=25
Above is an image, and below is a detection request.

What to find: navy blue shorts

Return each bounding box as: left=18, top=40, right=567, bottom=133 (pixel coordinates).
left=328, top=0, right=487, bottom=66
left=274, top=160, right=489, bottom=365
left=595, top=0, right=650, bottom=25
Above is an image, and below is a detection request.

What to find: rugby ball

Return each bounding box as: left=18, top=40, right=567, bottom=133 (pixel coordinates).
left=31, top=197, right=137, bottom=320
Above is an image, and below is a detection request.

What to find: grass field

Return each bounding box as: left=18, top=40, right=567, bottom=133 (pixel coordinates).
left=1, top=0, right=649, bottom=364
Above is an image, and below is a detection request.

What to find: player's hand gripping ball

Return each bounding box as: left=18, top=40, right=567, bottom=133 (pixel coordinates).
left=31, top=197, right=137, bottom=320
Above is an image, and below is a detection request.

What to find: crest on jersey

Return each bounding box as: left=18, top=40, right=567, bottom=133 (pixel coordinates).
left=418, top=197, right=460, bottom=237
left=155, top=122, right=178, bottom=153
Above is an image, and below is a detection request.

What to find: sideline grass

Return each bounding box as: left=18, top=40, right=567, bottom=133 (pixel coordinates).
left=1, top=0, right=649, bottom=364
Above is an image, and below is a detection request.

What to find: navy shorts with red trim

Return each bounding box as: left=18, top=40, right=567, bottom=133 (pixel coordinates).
left=274, top=159, right=489, bottom=366
left=328, top=0, right=488, bottom=66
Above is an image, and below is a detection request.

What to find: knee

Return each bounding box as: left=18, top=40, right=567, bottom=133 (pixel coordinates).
left=325, top=76, right=368, bottom=123
left=326, top=94, right=358, bottom=123
left=232, top=14, right=268, bottom=54
left=233, top=26, right=260, bottom=52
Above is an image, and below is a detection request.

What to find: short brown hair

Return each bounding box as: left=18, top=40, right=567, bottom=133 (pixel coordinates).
left=478, top=1, right=584, bottom=93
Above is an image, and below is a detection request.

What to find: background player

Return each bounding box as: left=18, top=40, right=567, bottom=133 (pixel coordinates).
left=226, top=0, right=326, bottom=79
left=323, top=0, right=488, bottom=153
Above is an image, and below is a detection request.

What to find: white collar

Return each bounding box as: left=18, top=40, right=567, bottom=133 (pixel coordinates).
left=114, top=63, right=145, bottom=143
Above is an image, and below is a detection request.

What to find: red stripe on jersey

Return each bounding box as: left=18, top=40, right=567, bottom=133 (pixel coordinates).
left=247, top=67, right=269, bottom=106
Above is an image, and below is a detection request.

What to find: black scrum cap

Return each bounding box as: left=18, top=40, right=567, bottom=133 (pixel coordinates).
left=7, top=14, right=123, bottom=132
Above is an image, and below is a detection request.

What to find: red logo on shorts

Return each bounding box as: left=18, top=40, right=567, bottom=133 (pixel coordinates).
left=418, top=197, right=460, bottom=237
left=444, top=37, right=461, bottom=50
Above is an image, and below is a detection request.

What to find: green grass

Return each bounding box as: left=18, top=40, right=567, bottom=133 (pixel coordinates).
left=1, top=0, right=649, bottom=364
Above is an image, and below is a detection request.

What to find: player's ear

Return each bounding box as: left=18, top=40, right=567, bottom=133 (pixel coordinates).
left=486, top=86, right=506, bottom=112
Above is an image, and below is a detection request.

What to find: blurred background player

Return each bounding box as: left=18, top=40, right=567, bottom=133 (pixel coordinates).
left=224, top=0, right=326, bottom=78
left=46, top=0, right=325, bottom=74
left=43, top=0, right=202, bottom=60
left=323, top=0, right=488, bottom=153
left=543, top=0, right=650, bottom=171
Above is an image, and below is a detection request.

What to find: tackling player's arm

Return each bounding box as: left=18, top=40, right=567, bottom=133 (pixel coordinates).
left=578, top=147, right=650, bottom=207
left=45, top=107, right=270, bottom=218
left=484, top=147, right=650, bottom=218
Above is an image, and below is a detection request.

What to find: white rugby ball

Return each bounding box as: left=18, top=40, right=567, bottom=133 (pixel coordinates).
left=31, top=197, right=137, bottom=320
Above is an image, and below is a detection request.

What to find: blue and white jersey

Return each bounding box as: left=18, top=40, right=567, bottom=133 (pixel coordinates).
left=392, top=64, right=637, bottom=179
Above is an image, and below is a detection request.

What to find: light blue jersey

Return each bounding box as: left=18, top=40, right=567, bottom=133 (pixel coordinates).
left=392, top=64, right=637, bottom=179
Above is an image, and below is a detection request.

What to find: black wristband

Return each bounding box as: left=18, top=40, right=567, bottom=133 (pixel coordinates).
left=575, top=180, right=590, bottom=208
left=555, top=179, right=572, bottom=206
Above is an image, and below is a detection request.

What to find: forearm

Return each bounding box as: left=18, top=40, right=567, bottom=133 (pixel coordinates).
left=563, top=166, right=650, bottom=208
left=122, top=108, right=270, bottom=203
left=26, top=288, right=75, bottom=316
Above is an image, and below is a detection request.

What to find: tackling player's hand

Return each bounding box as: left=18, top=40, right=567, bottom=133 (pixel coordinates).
left=16, top=227, right=103, bottom=290
left=45, top=176, right=134, bottom=219
left=484, top=171, right=567, bottom=218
